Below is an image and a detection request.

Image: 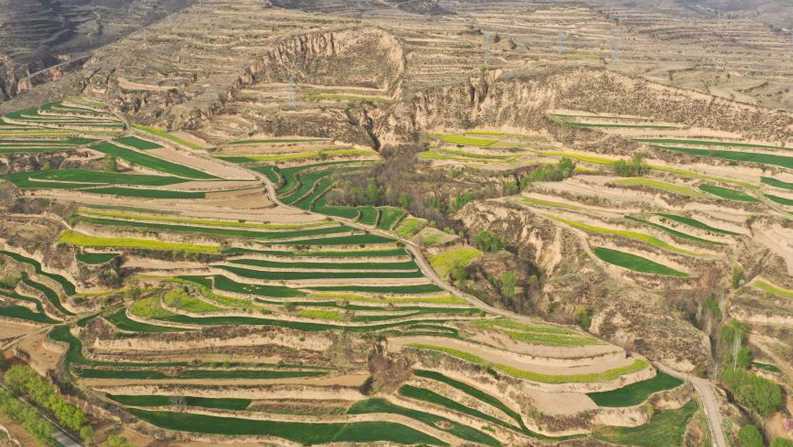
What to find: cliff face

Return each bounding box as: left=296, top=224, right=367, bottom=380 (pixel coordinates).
left=374, top=68, right=793, bottom=145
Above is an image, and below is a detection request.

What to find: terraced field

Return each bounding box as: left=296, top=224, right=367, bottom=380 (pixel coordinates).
left=7, top=1, right=793, bottom=444
left=0, top=95, right=702, bottom=446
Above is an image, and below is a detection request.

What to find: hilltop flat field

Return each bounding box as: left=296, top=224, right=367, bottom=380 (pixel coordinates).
left=1, top=1, right=793, bottom=446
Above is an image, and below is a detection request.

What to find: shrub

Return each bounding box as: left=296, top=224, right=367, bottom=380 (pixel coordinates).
left=499, top=271, right=517, bottom=298
left=721, top=368, right=783, bottom=417
left=613, top=154, right=648, bottom=177
left=102, top=435, right=135, bottom=447
left=576, top=307, right=593, bottom=330
left=772, top=438, right=793, bottom=447
left=473, top=230, right=504, bottom=252
left=521, top=157, right=576, bottom=185
left=738, top=425, right=764, bottom=447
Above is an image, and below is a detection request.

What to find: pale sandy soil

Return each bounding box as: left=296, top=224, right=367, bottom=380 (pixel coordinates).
left=117, top=77, right=177, bottom=92
left=0, top=319, right=41, bottom=339
left=21, top=332, right=63, bottom=374
left=215, top=269, right=436, bottom=287
left=228, top=253, right=414, bottom=263
left=525, top=388, right=598, bottom=415
left=0, top=415, right=37, bottom=447
left=148, top=147, right=257, bottom=180
left=80, top=373, right=369, bottom=388
left=123, top=257, right=206, bottom=270
left=28, top=190, right=323, bottom=223
left=682, top=204, right=752, bottom=231
left=537, top=176, right=670, bottom=208
left=167, top=180, right=262, bottom=191
left=389, top=336, right=637, bottom=375
left=516, top=192, right=637, bottom=217
left=222, top=261, right=418, bottom=274
left=463, top=329, right=622, bottom=360
left=752, top=223, right=793, bottom=275
left=170, top=131, right=210, bottom=149
left=92, top=384, right=365, bottom=401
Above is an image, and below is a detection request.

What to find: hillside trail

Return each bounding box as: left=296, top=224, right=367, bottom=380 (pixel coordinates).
left=254, top=168, right=729, bottom=447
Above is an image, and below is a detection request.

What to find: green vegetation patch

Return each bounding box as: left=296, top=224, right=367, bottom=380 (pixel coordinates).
left=612, top=177, right=704, bottom=198
left=435, top=133, right=499, bottom=147
left=588, top=372, right=684, bottom=407
left=108, top=394, right=250, bottom=410
left=0, top=304, right=58, bottom=323
left=766, top=193, right=793, bottom=206
left=105, top=309, right=181, bottom=333
left=127, top=408, right=446, bottom=445
left=762, top=176, right=793, bottom=191
left=378, top=206, right=408, bottom=230
left=698, top=184, right=758, bottom=203
left=395, top=217, right=428, bottom=238
left=656, top=213, right=739, bottom=236
left=89, top=142, right=215, bottom=179
left=0, top=250, right=76, bottom=295
left=76, top=252, right=118, bottom=265
left=752, top=278, right=793, bottom=299
left=594, top=400, right=697, bottom=446
left=114, top=136, right=163, bottom=150
left=430, top=247, right=482, bottom=279
left=414, top=369, right=526, bottom=430
left=217, top=264, right=424, bottom=280
left=654, top=145, right=793, bottom=170
left=593, top=247, right=688, bottom=277
left=348, top=398, right=499, bottom=446
left=472, top=318, right=601, bottom=347
left=553, top=216, right=699, bottom=257
left=59, top=230, right=220, bottom=254
left=410, top=344, right=649, bottom=383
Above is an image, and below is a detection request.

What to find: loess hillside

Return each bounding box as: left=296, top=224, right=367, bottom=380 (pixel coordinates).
left=0, top=0, right=792, bottom=447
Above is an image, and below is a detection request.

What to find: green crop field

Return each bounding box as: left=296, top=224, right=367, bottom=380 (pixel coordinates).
left=217, top=264, right=425, bottom=280
left=472, top=318, right=602, bottom=347
left=6, top=169, right=187, bottom=188
left=434, top=133, right=499, bottom=147
left=636, top=138, right=790, bottom=150
left=108, top=394, right=251, bottom=410
left=348, top=398, right=500, bottom=446
left=131, top=124, right=204, bottom=150
left=761, top=176, right=793, bottom=190
left=89, top=142, right=215, bottom=179
left=85, top=187, right=205, bottom=199
left=656, top=214, right=739, bottom=236
left=78, top=216, right=350, bottom=241
left=105, top=310, right=181, bottom=333
left=377, top=206, right=407, bottom=230
left=626, top=216, right=722, bottom=245
left=0, top=250, right=76, bottom=295
left=399, top=384, right=519, bottom=432
left=414, top=369, right=526, bottom=430
left=229, top=258, right=420, bottom=271
left=114, top=136, right=163, bottom=150
left=752, top=278, right=793, bottom=299
left=410, top=344, right=649, bottom=384
left=430, top=247, right=482, bottom=279
left=766, top=193, right=793, bottom=206
left=612, top=177, right=705, bottom=198
left=593, top=247, right=688, bottom=277
left=76, top=252, right=118, bottom=264
left=594, top=400, right=697, bottom=446
left=698, top=184, right=758, bottom=202
left=587, top=372, right=683, bottom=407
left=0, top=303, right=58, bottom=324
left=21, top=275, right=73, bottom=316
left=553, top=216, right=699, bottom=257
left=127, top=409, right=445, bottom=445
left=656, top=145, right=793, bottom=170
left=59, top=230, right=220, bottom=254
